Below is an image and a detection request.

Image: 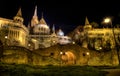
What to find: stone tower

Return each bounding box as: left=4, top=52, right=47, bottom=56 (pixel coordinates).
left=82, top=17, right=92, bottom=48
left=83, top=16, right=92, bottom=31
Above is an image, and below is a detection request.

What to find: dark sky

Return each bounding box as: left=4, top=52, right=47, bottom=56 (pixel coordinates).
left=0, top=0, right=120, bottom=34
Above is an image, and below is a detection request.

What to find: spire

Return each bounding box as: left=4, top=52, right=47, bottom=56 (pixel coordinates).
left=52, top=24, right=55, bottom=33
left=84, top=16, right=92, bottom=31
left=41, top=12, right=44, bottom=18
left=27, top=22, right=31, bottom=30
left=34, top=5, right=37, bottom=16
left=85, top=16, right=90, bottom=25
left=16, top=8, right=22, bottom=17
left=39, top=18, right=47, bottom=25
left=39, top=13, right=47, bottom=25
left=31, top=5, right=39, bottom=27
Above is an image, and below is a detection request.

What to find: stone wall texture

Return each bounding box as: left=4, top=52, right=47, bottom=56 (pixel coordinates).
left=0, top=44, right=119, bottom=66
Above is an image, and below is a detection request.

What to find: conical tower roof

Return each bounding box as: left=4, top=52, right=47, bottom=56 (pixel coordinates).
left=52, top=24, right=55, bottom=33
left=16, top=8, right=22, bottom=17
left=34, top=6, right=37, bottom=16
left=31, top=5, right=39, bottom=27
left=84, top=16, right=92, bottom=31
left=85, top=16, right=90, bottom=25
left=39, top=13, right=47, bottom=25
left=13, top=7, right=24, bottom=23
left=32, top=5, right=38, bottom=19
left=39, top=18, right=47, bottom=25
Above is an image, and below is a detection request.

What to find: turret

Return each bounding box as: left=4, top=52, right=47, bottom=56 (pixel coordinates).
left=84, top=16, right=92, bottom=31
left=39, top=12, right=47, bottom=25
left=33, top=13, right=50, bottom=34
left=13, top=8, right=24, bottom=24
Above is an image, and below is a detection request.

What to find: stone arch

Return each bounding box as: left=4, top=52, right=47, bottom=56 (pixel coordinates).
left=61, top=51, right=76, bottom=65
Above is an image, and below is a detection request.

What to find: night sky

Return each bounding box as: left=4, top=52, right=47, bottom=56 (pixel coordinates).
left=0, top=0, right=120, bottom=34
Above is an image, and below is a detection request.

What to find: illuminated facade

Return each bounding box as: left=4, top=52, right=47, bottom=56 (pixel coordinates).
left=0, top=8, right=29, bottom=47
left=74, top=17, right=120, bottom=52
left=0, top=6, right=73, bottom=49
left=28, top=15, right=58, bottom=49
left=0, top=8, right=119, bottom=66
left=28, top=6, right=72, bottom=49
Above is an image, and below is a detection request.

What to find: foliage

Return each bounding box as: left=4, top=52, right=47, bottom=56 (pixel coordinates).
left=0, top=63, right=107, bottom=76
left=115, top=24, right=120, bottom=28
left=90, top=22, right=99, bottom=28
left=88, top=38, right=112, bottom=52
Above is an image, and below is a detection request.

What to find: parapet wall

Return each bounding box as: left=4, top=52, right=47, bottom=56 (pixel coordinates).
left=0, top=45, right=119, bottom=66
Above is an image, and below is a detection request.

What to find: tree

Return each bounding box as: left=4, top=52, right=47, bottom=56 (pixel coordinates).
left=104, top=40, right=111, bottom=51
left=116, top=24, right=120, bottom=28
left=90, top=22, right=99, bottom=28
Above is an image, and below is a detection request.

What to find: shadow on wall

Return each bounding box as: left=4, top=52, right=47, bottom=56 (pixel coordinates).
left=0, top=40, right=3, bottom=57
